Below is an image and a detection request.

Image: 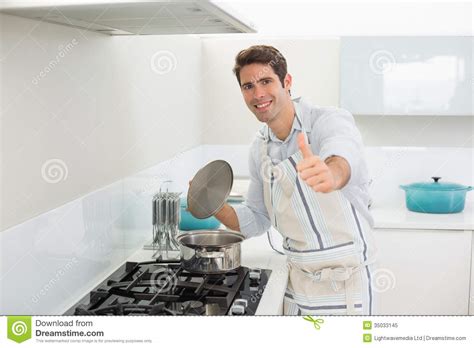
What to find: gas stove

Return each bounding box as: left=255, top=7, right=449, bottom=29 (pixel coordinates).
left=65, top=259, right=271, bottom=316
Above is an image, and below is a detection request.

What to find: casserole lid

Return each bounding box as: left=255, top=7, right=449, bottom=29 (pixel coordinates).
left=400, top=177, right=472, bottom=191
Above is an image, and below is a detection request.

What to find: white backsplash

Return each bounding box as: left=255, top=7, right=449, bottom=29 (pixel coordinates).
left=1, top=145, right=472, bottom=314
left=0, top=146, right=207, bottom=315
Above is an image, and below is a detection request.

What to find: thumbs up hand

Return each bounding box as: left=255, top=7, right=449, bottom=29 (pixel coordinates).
left=296, top=132, right=337, bottom=193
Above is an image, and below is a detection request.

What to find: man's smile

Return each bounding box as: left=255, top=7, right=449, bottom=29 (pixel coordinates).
left=254, top=100, right=272, bottom=110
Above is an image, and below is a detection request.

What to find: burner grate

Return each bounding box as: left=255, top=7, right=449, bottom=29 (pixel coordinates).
left=68, top=259, right=269, bottom=316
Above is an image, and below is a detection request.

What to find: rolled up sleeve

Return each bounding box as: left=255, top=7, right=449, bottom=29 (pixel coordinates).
left=315, top=108, right=364, bottom=186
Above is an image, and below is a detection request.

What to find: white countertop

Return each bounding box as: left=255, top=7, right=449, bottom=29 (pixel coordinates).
left=371, top=201, right=474, bottom=231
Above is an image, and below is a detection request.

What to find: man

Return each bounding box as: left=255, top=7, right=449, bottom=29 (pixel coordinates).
left=213, top=45, right=375, bottom=315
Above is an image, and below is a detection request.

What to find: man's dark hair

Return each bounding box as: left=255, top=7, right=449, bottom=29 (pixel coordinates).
left=233, top=45, right=287, bottom=87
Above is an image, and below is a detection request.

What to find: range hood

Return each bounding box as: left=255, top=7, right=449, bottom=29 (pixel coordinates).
left=0, top=0, right=256, bottom=35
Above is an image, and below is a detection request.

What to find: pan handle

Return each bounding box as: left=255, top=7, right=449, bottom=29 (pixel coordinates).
left=196, top=250, right=225, bottom=259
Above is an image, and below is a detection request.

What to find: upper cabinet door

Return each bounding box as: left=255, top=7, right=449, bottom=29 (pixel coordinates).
left=340, top=37, right=472, bottom=116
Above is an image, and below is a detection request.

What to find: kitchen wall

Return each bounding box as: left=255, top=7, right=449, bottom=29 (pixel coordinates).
left=200, top=36, right=474, bottom=148
left=0, top=13, right=202, bottom=231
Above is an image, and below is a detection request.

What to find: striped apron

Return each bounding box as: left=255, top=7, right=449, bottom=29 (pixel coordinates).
left=259, top=127, right=375, bottom=315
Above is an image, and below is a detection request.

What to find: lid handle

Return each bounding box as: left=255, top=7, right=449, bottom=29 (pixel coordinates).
left=431, top=176, right=441, bottom=183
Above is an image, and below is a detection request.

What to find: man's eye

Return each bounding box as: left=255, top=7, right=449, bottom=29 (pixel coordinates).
left=262, top=79, right=270, bottom=85
left=243, top=84, right=253, bottom=90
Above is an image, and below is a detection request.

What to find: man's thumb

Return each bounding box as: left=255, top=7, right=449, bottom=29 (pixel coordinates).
left=298, top=132, right=312, bottom=159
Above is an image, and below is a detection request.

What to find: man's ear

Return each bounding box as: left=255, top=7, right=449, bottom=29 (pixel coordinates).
left=284, top=73, right=292, bottom=91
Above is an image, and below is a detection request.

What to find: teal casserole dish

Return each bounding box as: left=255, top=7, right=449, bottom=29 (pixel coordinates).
left=179, top=197, right=221, bottom=230
left=399, top=177, right=472, bottom=214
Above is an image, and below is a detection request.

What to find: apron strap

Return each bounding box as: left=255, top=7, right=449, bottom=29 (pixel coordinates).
left=260, top=137, right=276, bottom=227
left=259, top=133, right=295, bottom=218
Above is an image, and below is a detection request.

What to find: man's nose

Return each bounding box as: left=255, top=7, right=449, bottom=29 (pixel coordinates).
left=253, top=84, right=266, bottom=99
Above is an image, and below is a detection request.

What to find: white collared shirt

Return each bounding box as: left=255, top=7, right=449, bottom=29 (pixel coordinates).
left=233, top=97, right=374, bottom=238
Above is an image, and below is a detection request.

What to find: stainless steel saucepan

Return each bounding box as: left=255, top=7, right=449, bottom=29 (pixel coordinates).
left=176, top=230, right=245, bottom=274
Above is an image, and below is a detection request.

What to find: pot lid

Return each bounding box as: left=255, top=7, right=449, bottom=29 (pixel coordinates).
left=187, top=160, right=233, bottom=219
left=401, top=177, right=471, bottom=191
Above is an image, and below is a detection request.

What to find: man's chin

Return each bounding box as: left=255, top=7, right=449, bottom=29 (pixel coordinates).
left=254, top=112, right=269, bottom=122
left=258, top=113, right=277, bottom=124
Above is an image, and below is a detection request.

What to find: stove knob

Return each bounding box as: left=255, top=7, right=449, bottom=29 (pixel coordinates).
left=249, top=268, right=262, bottom=281
left=230, top=304, right=245, bottom=315
left=230, top=299, right=248, bottom=315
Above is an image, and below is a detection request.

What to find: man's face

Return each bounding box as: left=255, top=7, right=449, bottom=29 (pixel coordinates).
left=239, top=63, right=292, bottom=124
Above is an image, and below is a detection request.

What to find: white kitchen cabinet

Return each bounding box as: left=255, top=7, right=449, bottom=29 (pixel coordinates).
left=373, top=228, right=472, bottom=315
left=340, top=37, right=472, bottom=116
